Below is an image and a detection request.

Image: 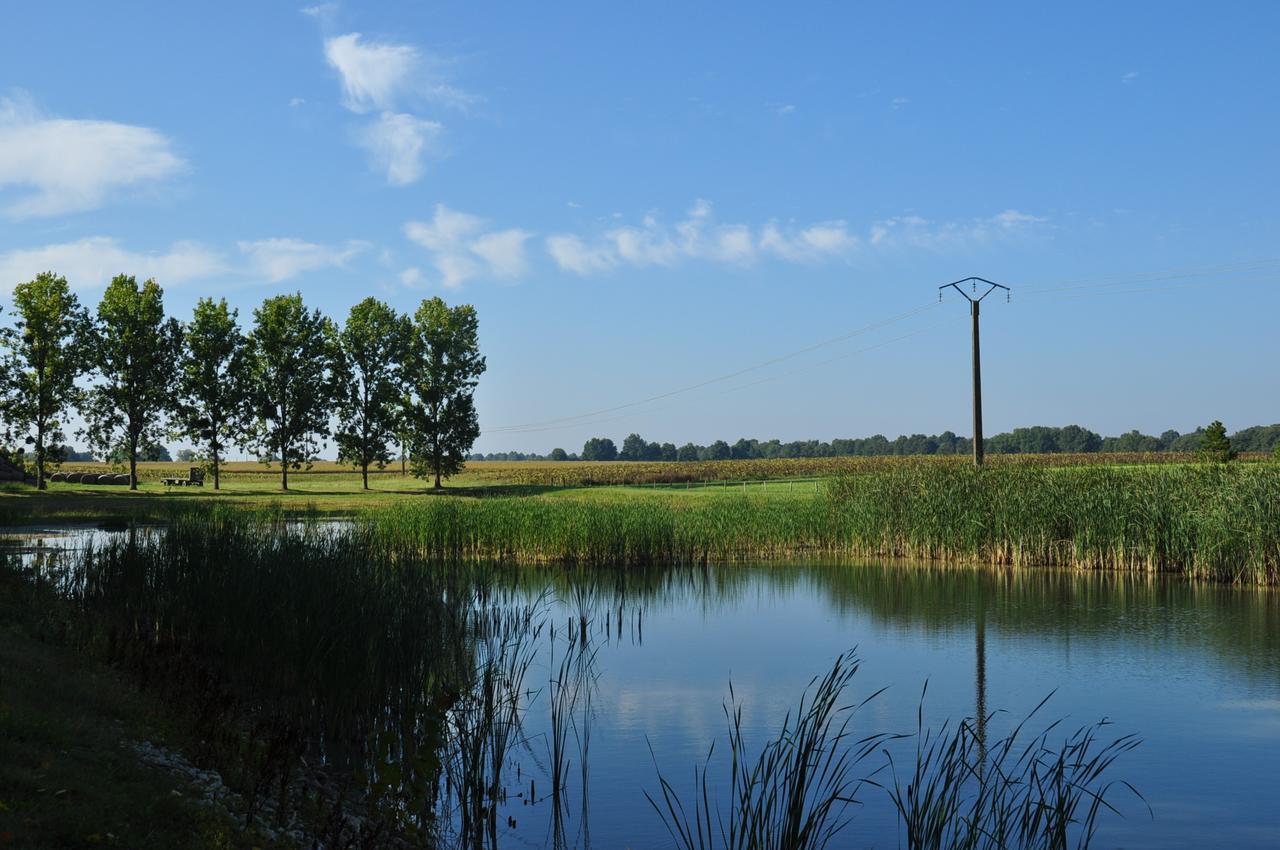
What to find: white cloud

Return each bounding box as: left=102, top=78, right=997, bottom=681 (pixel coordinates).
left=323, top=34, right=471, bottom=186
left=0, top=234, right=373, bottom=293
left=403, top=204, right=531, bottom=288
left=325, top=33, right=420, bottom=114
left=868, top=209, right=1045, bottom=250
left=760, top=220, right=857, bottom=262
left=238, top=238, right=368, bottom=283
left=545, top=234, right=615, bottom=275
left=0, top=237, right=225, bottom=292
left=357, top=112, right=441, bottom=185
left=545, top=201, right=1045, bottom=275
left=549, top=200, right=852, bottom=274
left=0, top=93, right=186, bottom=218
left=1122, top=71, right=1139, bottom=83
left=469, top=229, right=533, bottom=278
left=324, top=32, right=473, bottom=114
left=399, top=266, right=423, bottom=286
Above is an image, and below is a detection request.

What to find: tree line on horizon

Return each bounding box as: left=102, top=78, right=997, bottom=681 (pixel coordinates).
left=1, top=271, right=485, bottom=491
left=470, top=422, right=1276, bottom=462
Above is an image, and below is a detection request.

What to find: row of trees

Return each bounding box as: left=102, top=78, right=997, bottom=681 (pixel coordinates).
left=494, top=423, right=1274, bottom=463
left=2, top=272, right=485, bottom=491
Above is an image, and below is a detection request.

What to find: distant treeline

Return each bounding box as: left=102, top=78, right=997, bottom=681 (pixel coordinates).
left=470, top=423, right=1280, bottom=462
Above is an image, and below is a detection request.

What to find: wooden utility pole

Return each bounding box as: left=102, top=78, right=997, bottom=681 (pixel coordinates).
left=939, top=277, right=1009, bottom=468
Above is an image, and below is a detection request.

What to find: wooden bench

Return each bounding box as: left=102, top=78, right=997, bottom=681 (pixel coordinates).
left=162, top=467, right=205, bottom=487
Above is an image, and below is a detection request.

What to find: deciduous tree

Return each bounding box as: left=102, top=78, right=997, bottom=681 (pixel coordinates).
left=174, top=298, right=250, bottom=489
left=81, top=275, right=182, bottom=490
left=334, top=297, right=410, bottom=489
left=2, top=272, right=90, bottom=489
left=403, top=297, right=485, bottom=489
left=244, top=293, right=337, bottom=491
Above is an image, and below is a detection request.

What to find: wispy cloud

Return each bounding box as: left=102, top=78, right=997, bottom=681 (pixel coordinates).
left=1122, top=71, right=1140, bottom=84
left=0, top=237, right=225, bottom=292
left=325, top=33, right=421, bottom=114
left=238, top=237, right=368, bottom=283
left=357, top=112, right=442, bottom=185
left=321, top=32, right=473, bottom=185
left=0, top=92, right=186, bottom=218
left=868, top=209, right=1046, bottom=250
left=403, top=204, right=531, bottom=288
left=0, top=234, right=369, bottom=294
left=546, top=201, right=1045, bottom=275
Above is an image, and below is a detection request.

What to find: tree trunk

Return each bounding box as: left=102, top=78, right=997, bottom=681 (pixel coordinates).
left=35, top=426, right=45, bottom=490
left=129, top=434, right=138, bottom=490
left=362, top=461, right=369, bottom=490
left=280, top=432, right=289, bottom=491
left=212, top=444, right=221, bottom=490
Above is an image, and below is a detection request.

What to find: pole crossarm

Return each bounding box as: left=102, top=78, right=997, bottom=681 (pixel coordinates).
left=938, top=276, right=1010, bottom=468
left=939, top=276, right=1011, bottom=304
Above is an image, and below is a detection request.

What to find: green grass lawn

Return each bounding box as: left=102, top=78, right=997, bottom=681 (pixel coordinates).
left=0, top=465, right=826, bottom=524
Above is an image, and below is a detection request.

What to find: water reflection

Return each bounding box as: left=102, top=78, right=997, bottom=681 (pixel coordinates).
left=4, top=526, right=1279, bottom=848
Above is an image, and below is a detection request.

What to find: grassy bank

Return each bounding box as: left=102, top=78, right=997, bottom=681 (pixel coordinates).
left=0, top=570, right=270, bottom=849
left=366, top=463, right=1280, bottom=583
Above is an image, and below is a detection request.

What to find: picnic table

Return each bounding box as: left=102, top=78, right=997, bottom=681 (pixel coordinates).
left=162, top=467, right=205, bottom=487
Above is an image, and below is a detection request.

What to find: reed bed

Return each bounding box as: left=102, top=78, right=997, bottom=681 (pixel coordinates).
left=647, top=653, right=1144, bottom=850
left=367, top=463, right=1280, bottom=583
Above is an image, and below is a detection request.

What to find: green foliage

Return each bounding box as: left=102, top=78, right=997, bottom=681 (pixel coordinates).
left=1197, top=420, right=1236, bottom=463
left=620, top=432, right=647, bottom=461
left=549, top=447, right=568, bottom=461
left=244, top=293, right=338, bottom=489
left=106, top=438, right=172, bottom=463
left=1, top=272, right=90, bottom=488
left=174, top=298, right=250, bottom=489
left=81, top=276, right=183, bottom=489
left=582, top=437, right=617, bottom=461
left=403, top=297, right=485, bottom=488
left=333, top=297, right=410, bottom=488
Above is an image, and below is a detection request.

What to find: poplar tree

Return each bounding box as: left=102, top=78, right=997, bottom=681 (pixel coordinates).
left=244, top=293, right=336, bottom=491
left=2, top=272, right=90, bottom=489
left=174, top=298, right=249, bottom=489
left=403, top=297, right=485, bottom=489
left=82, top=275, right=182, bottom=490
left=334, top=297, right=410, bottom=489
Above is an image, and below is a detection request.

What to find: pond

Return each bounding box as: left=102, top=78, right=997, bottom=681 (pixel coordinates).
left=5, top=524, right=1279, bottom=848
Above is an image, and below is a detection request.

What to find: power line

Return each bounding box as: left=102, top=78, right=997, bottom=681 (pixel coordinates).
left=484, top=301, right=939, bottom=433
left=492, top=321, right=947, bottom=436
left=483, top=258, right=1280, bottom=441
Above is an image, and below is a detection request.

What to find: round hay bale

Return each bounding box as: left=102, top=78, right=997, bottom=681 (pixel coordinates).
left=80, top=473, right=101, bottom=484
left=111, top=473, right=132, bottom=485
left=65, top=472, right=84, bottom=483
left=49, top=471, right=67, bottom=482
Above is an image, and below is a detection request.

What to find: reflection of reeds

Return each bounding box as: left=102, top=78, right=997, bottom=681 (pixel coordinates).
left=877, top=688, right=1147, bottom=850
left=647, top=650, right=887, bottom=850
left=547, top=610, right=600, bottom=849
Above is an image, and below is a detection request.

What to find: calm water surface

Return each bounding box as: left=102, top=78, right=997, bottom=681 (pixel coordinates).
left=7, top=525, right=1279, bottom=848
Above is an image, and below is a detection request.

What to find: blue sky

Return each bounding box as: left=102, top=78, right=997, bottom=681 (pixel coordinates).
left=2, top=1, right=1277, bottom=454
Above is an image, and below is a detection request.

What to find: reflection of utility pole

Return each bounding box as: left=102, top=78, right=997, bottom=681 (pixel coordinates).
left=975, top=587, right=987, bottom=773
left=939, top=278, right=1010, bottom=468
